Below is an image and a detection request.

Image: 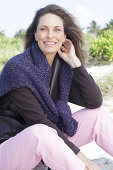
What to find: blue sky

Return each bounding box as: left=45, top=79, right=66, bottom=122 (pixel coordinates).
left=0, top=0, right=113, bottom=37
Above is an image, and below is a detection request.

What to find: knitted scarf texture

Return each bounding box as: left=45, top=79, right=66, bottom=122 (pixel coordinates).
left=0, top=43, right=78, bottom=136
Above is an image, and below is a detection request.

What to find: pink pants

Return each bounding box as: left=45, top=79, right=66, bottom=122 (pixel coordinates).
left=0, top=107, right=113, bottom=170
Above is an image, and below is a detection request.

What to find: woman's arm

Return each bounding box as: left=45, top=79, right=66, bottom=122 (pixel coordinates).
left=69, top=66, right=103, bottom=108
left=9, top=87, right=80, bottom=155
left=57, top=39, right=102, bottom=109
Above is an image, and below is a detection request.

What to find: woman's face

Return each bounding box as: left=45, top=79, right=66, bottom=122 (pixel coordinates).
left=35, top=13, right=66, bottom=57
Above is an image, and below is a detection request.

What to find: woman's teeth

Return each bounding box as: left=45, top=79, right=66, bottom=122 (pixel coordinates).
left=44, top=42, right=56, bottom=45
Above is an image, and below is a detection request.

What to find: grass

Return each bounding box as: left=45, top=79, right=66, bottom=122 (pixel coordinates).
left=96, top=71, right=113, bottom=97
left=0, top=38, right=24, bottom=73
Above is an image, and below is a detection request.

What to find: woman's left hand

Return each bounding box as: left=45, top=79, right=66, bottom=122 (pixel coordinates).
left=58, top=39, right=81, bottom=68
left=77, top=151, right=101, bottom=170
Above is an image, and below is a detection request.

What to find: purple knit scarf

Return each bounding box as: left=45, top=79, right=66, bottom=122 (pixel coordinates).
left=0, top=43, right=78, bottom=136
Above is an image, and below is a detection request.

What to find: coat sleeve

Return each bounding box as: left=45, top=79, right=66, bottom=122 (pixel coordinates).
left=9, top=87, right=80, bottom=155
left=69, top=66, right=103, bottom=108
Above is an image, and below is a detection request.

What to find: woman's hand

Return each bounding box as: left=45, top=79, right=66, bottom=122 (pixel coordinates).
left=85, top=161, right=101, bottom=170
left=77, top=151, right=101, bottom=170
left=58, top=39, right=81, bottom=68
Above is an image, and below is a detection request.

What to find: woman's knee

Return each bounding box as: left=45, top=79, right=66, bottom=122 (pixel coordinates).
left=73, top=106, right=105, bottom=126
left=83, top=106, right=104, bottom=121
left=89, top=106, right=106, bottom=120
left=23, top=124, right=58, bottom=140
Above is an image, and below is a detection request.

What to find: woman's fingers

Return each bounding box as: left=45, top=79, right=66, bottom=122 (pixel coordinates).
left=84, top=166, right=89, bottom=170
left=86, top=162, right=101, bottom=170
left=60, top=46, right=67, bottom=53
left=62, top=42, right=71, bottom=52
left=63, top=40, right=71, bottom=47
left=77, top=152, right=101, bottom=170
left=64, top=38, right=72, bottom=45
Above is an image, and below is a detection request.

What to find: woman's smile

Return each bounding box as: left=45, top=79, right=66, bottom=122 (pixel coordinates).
left=43, top=41, right=57, bottom=46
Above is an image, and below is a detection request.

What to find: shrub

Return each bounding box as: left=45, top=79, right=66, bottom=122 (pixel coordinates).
left=83, top=33, right=96, bottom=65
left=89, top=30, right=113, bottom=64
left=0, top=36, right=23, bottom=72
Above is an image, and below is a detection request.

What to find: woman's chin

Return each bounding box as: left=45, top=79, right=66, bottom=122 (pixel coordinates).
left=43, top=50, right=57, bottom=56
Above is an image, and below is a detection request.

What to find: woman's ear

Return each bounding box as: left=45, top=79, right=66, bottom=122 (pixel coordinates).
left=34, top=33, right=37, bottom=41
left=63, top=34, right=66, bottom=43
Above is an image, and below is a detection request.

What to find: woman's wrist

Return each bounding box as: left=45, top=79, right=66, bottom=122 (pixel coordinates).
left=69, top=56, right=81, bottom=68
left=77, top=151, right=89, bottom=164
left=77, top=151, right=101, bottom=169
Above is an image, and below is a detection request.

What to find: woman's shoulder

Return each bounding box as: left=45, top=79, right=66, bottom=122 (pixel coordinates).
left=1, top=48, right=30, bottom=76
left=6, top=51, right=27, bottom=67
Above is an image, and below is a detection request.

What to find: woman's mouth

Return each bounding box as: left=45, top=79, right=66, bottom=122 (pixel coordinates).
left=43, top=41, right=57, bottom=46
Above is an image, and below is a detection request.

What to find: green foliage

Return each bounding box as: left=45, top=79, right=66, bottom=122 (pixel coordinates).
left=0, top=35, right=24, bottom=72
left=83, top=33, right=96, bottom=49
left=83, top=33, right=97, bottom=65
left=89, top=30, right=113, bottom=64
left=87, top=20, right=100, bottom=36
left=14, top=29, right=25, bottom=39
left=104, top=19, right=113, bottom=30
left=0, top=28, right=5, bottom=36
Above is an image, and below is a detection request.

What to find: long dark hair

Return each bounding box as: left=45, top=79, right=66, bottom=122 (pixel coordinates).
left=24, top=4, right=87, bottom=64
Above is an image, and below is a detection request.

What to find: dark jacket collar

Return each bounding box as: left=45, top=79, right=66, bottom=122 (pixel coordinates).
left=49, top=54, right=60, bottom=101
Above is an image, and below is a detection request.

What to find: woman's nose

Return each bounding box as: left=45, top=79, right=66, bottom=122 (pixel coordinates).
left=47, top=30, right=54, bottom=38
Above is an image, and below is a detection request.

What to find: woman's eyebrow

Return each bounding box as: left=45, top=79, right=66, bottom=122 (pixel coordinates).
left=39, top=25, right=63, bottom=28
left=39, top=25, right=48, bottom=28
left=55, top=26, right=63, bottom=29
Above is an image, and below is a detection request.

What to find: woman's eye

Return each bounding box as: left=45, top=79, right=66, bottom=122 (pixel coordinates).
left=40, top=28, right=46, bottom=31
left=55, top=29, right=61, bottom=31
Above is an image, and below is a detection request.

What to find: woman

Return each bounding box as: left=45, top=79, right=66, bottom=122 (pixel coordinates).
left=0, top=4, right=113, bottom=170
